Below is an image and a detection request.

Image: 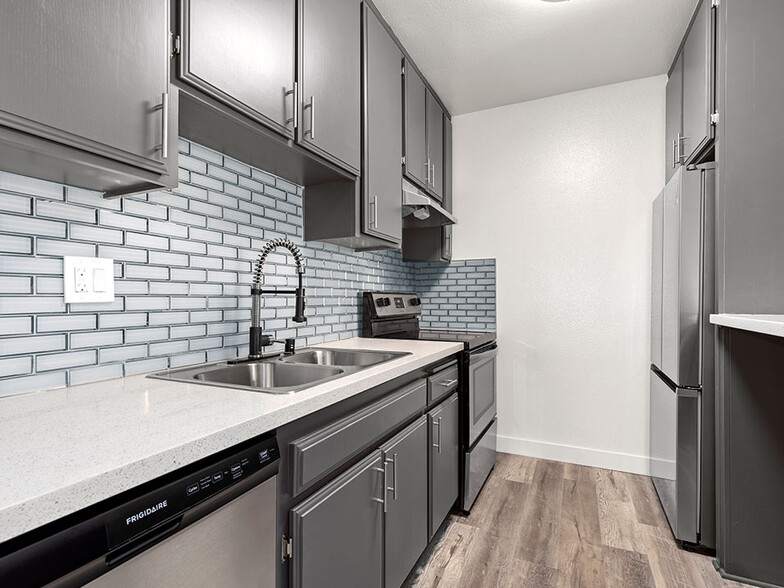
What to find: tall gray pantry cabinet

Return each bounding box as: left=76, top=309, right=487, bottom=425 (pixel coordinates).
left=0, top=0, right=178, bottom=196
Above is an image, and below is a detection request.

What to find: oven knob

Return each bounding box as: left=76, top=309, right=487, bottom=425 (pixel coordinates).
left=410, top=297, right=421, bottom=306
left=376, top=297, right=391, bottom=307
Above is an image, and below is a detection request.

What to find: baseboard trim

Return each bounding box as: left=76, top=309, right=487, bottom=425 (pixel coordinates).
left=497, top=435, right=650, bottom=475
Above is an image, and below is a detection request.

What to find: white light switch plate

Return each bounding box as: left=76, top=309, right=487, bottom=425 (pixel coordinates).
left=63, top=257, right=115, bottom=304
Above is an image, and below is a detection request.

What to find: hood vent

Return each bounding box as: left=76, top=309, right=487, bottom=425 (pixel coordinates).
left=401, top=179, right=457, bottom=228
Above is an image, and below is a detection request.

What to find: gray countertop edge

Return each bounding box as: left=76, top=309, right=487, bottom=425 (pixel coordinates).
left=0, top=338, right=463, bottom=543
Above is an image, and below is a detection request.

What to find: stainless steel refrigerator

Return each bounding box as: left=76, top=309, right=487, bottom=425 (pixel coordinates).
left=650, top=164, right=715, bottom=549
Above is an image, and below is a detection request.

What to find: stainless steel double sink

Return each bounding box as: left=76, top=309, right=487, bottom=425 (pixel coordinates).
left=150, top=348, right=410, bottom=394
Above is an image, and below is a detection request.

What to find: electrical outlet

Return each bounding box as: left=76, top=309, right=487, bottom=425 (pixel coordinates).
left=63, top=257, right=115, bottom=304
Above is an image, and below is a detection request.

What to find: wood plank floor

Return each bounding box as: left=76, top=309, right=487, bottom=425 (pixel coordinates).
left=408, top=453, right=746, bottom=588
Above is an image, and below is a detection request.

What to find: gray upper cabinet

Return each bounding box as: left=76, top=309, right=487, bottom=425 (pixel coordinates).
left=0, top=0, right=177, bottom=196
left=298, top=0, right=361, bottom=174
left=429, top=393, right=459, bottom=538
left=177, top=0, right=295, bottom=138
left=290, top=451, right=384, bottom=588
left=681, top=0, right=716, bottom=164
left=666, top=53, right=684, bottom=183
left=381, top=416, right=428, bottom=588
left=363, top=4, right=403, bottom=245
left=404, top=62, right=447, bottom=201
left=404, top=62, right=429, bottom=188
left=426, top=91, right=445, bottom=200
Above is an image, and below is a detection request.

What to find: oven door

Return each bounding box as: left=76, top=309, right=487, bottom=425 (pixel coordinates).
left=468, top=344, right=498, bottom=446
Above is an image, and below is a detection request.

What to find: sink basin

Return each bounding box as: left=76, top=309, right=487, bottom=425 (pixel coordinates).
left=194, top=362, right=343, bottom=391
left=149, top=360, right=344, bottom=394
left=148, top=347, right=409, bottom=394
left=279, top=348, right=409, bottom=367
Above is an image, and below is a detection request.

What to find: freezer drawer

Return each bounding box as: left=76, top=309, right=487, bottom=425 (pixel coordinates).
left=463, top=419, right=497, bottom=511
left=650, top=368, right=700, bottom=544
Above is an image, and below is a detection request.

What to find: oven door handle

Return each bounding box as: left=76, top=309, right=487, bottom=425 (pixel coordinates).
left=469, top=345, right=498, bottom=364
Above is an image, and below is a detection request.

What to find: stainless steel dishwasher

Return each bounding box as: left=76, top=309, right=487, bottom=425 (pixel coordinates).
left=0, top=434, right=279, bottom=588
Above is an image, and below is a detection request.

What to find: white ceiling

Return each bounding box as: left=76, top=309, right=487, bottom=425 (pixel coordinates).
left=373, top=0, right=698, bottom=115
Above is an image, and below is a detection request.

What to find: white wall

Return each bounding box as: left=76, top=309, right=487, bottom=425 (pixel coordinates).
left=453, top=76, right=666, bottom=474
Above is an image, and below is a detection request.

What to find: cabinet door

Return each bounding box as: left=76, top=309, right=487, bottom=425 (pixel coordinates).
left=429, top=393, right=459, bottom=538
left=426, top=91, right=445, bottom=201
left=443, top=114, right=453, bottom=211
left=381, top=416, right=428, bottom=588
left=0, top=0, right=171, bottom=175
left=299, top=0, right=361, bottom=173
left=179, top=0, right=295, bottom=137
left=404, top=62, right=428, bottom=188
left=682, top=0, right=715, bottom=162
left=665, top=53, right=684, bottom=183
left=290, top=451, right=383, bottom=588
left=363, top=5, right=403, bottom=244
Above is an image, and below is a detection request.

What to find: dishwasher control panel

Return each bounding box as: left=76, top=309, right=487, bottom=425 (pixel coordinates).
left=105, top=436, right=279, bottom=550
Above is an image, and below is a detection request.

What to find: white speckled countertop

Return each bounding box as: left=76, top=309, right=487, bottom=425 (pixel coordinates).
left=710, top=314, right=784, bottom=338
left=0, top=337, right=461, bottom=543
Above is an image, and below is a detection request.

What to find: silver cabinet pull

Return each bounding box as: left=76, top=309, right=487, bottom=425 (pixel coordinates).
left=439, top=379, right=458, bottom=387
left=385, top=453, right=398, bottom=501
left=285, top=82, right=298, bottom=129
left=305, top=95, right=315, bottom=139
left=425, top=159, right=431, bottom=185
left=371, top=465, right=387, bottom=512
left=369, top=196, right=378, bottom=229
left=433, top=418, right=442, bottom=453
left=159, top=92, right=169, bottom=159
left=672, top=139, right=678, bottom=168
left=431, top=162, right=436, bottom=186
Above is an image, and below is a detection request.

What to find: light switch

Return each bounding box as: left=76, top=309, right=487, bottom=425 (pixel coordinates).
left=63, top=257, right=115, bottom=304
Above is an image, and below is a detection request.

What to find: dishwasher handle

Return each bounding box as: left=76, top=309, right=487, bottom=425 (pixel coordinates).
left=106, top=517, right=182, bottom=567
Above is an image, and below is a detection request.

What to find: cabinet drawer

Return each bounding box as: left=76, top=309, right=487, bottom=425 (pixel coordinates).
left=291, top=379, right=427, bottom=496
left=428, top=363, right=459, bottom=404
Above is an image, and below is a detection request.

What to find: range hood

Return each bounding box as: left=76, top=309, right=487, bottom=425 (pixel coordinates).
left=402, top=178, right=456, bottom=228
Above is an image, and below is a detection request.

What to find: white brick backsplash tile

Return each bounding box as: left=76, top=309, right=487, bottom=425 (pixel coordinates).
left=125, top=327, right=170, bottom=343
left=37, top=200, right=96, bottom=224
left=70, top=224, right=122, bottom=244
left=0, top=276, right=32, bottom=294
left=0, top=172, right=63, bottom=200
left=70, top=330, right=123, bottom=348
left=98, top=313, right=147, bottom=329
left=69, top=364, right=123, bottom=386
left=0, top=193, right=32, bottom=214
left=0, top=356, right=33, bottom=377
left=124, top=357, right=169, bottom=376
left=0, top=296, right=65, bottom=314
left=0, top=234, right=33, bottom=254
left=98, top=345, right=147, bottom=363
left=37, top=314, right=97, bottom=332
left=0, top=334, right=66, bottom=356
left=0, top=214, right=66, bottom=238
left=37, top=350, right=96, bottom=372
left=0, top=372, right=66, bottom=397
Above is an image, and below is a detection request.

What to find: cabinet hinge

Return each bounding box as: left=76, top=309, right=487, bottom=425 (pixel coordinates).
left=401, top=65, right=405, bottom=76
left=281, top=534, right=293, bottom=562
left=401, top=156, right=406, bottom=166
left=172, top=34, right=181, bottom=56
left=710, top=111, right=719, bottom=125
left=711, top=0, right=719, bottom=8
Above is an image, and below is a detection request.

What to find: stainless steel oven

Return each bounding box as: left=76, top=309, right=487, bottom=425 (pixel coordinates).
left=467, top=344, right=498, bottom=446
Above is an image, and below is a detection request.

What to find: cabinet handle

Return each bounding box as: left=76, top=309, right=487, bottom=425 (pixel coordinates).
left=385, top=453, right=398, bottom=501
left=425, top=159, right=431, bottom=185
left=439, top=379, right=457, bottom=387
left=371, top=465, right=387, bottom=512
left=160, top=92, right=169, bottom=159
left=305, top=95, right=315, bottom=139
left=285, top=82, right=298, bottom=129
left=370, top=195, right=378, bottom=229
left=433, top=418, right=442, bottom=453
left=431, top=162, right=436, bottom=187
left=676, top=132, right=687, bottom=164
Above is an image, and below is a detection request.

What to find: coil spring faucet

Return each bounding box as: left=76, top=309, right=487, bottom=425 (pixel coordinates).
left=249, top=237, right=306, bottom=359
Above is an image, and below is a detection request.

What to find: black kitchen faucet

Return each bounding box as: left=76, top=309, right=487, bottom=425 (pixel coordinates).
left=248, top=237, right=306, bottom=359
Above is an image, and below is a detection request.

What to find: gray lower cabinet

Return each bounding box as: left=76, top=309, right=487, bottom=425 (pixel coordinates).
left=362, top=3, right=403, bottom=245
left=177, top=0, right=295, bottom=138
left=0, top=0, right=178, bottom=196
left=382, top=416, right=428, bottom=588
left=290, top=451, right=384, bottom=588
left=681, top=0, right=715, bottom=164
left=429, top=393, right=459, bottom=538
left=298, top=0, right=361, bottom=174
left=665, top=53, right=684, bottom=182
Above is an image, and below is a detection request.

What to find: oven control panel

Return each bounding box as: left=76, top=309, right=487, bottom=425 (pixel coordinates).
left=365, top=292, right=422, bottom=318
